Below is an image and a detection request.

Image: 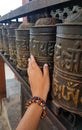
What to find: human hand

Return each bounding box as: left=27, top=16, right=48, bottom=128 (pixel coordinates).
left=27, top=55, right=50, bottom=101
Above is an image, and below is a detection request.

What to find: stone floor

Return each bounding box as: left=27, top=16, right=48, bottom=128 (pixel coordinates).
left=0, top=64, right=21, bottom=130
left=0, top=115, right=9, bottom=130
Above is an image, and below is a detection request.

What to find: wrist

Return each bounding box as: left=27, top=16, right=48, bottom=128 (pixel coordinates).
left=32, top=94, right=47, bottom=102
left=25, top=96, right=47, bottom=119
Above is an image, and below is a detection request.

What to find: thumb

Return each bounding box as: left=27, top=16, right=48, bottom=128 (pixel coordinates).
left=43, top=64, right=49, bottom=78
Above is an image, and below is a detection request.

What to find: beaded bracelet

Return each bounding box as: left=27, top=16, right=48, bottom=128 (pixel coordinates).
left=25, top=96, right=47, bottom=119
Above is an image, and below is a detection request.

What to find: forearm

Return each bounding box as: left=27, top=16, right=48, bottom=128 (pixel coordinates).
left=16, top=55, right=49, bottom=130
left=16, top=103, right=42, bottom=130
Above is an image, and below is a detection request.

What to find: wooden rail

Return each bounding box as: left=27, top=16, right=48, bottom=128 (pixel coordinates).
left=0, top=55, right=6, bottom=100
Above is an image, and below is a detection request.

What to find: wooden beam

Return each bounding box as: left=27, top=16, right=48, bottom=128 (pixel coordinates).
left=0, top=56, right=6, bottom=100
left=0, top=0, right=73, bottom=22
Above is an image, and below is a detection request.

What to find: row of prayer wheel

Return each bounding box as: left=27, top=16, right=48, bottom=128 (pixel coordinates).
left=0, top=15, right=82, bottom=116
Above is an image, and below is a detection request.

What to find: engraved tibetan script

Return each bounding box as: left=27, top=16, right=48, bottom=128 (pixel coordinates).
left=53, top=78, right=82, bottom=106
left=55, top=42, right=82, bottom=73
left=30, top=39, right=55, bottom=57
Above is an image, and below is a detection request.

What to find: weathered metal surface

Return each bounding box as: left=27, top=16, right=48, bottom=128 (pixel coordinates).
left=15, top=24, right=31, bottom=74
left=30, top=17, right=62, bottom=89
left=16, top=30, right=29, bottom=72
left=30, top=26, right=56, bottom=81
left=53, top=23, right=82, bottom=116
left=7, top=22, right=20, bottom=64
left=65, top=8, right=82, bottom=23
left=2, top=25, right=9, bottom=57
left=50, top=5, right=81, bottom=22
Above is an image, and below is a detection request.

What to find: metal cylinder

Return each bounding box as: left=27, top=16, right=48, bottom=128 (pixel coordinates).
left=30, top=18, right=62, bottom=81
left=2, top=25, right=9, bottom=57
left=15, top=28, right=30, bottom=73
left=7, top=22, right=20, bottom=64
left=53, top=23, right=82, bottom=116
left=30, top=26, right=56, bottom=82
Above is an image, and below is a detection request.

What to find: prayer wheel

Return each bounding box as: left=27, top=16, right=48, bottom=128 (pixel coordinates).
left=7, top=22, right=20, bottom=64
left=15, top=23, right=33, bottom=74
left=30, top=26, right=56, bottom=78
left=30, top=18, right=62, bottom=82
left=53, top=23, right=82, bottom=116
left=2, top=25, right=9, bottom=57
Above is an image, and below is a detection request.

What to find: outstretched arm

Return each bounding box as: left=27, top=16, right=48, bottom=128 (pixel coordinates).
left=16, top=55, right=50, bottom=130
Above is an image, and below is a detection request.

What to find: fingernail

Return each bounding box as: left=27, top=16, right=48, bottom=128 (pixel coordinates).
left=31, top=54, right=34, bottom=59
left=44, top=64, right=48, bottom=67
left=28, top=58, right=30, bottom=62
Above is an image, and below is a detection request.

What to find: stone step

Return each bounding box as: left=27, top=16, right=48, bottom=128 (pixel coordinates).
left=1, top=95, right=21, bottom=130
left=0, top=101, right=9, bottom=130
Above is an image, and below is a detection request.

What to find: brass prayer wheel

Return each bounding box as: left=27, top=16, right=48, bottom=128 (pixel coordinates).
left=2, top=25, right=9, bottom=57
left=30, top=17, right=62, bottom=86
left=15, top=29, right=29, bottom=72
left=15, top=23, right=33, bottom=74
left=7, top=22, right=20, bottom=64
left=30, top=26, right=56, bottom=81
left=53, top=23, right=82, bottom=116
